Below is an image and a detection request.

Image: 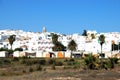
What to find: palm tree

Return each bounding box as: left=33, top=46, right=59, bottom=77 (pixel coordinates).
left=99, top=34, right=105, bottom=57
left=8, top=35, right=16, bottom=50
left=68, top=40, right=77, bottom=58
left=51, top=33, right=58, bottom=44
left=52, top=41, right=66, bottom=51
left=82, top=30, right=87, bottom=36
left=51, top=33, right=66, bottom=51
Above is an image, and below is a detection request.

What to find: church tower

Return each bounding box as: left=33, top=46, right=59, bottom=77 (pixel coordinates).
left=42, top=27, right=46, bottom=34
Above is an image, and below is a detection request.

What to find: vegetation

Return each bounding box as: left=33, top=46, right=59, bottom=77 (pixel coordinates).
left=0, top=57, right=119, bottom=80
left=91, top=33, right=95, bottom=39
left=84, top=54, right=99, bottom=69
left=8, top=35, right=16, bottom=50
left=68, top=40, right=77, bottom=58
left=84, top=54, right=119, bottom=70
left=14, top=48, right=23, bottom=51
left=52, top=33, right=66, bottom=51
left=0, top=48, right=8, bottom=51
left=82, top=30, right=87, bottom=36
left=52, top=41, right=66, bottom=51
left=51, top=33, right=58, bottom=44
left=99, top=34, right=105, bottom=57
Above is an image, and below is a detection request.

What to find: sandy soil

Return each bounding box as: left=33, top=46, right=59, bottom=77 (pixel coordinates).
left=0, top=69, right=120, bottom=80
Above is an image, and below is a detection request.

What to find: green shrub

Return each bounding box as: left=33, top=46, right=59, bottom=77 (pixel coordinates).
left=0, top=59, right=3, bottom=64
left=36, top=64, right=42, bottom=71
left=12, top=57, right=19, bottom=61
left=0, top=72, right=6, bottom=76
left=99, top=60, right=107, bottom=70
left=51, top=64, right=56, bottom=70
left=63, top=66, right=72, bottom=69
left=67, top=61, right=75, bottom=65
left=29, top=67, right=34, bottom=72
left=105, top=58, right=117, bottom=69
left=84, top=54, right=99, bottom=69
left=55, top=61, right=63, bottom=66
left=14, top=48, right=23, bottom=51
left=109, top=57, right=118, bottom=64
left=8, top=49, right=14, bottom=54
left=0, top=48, right=8, bottom=51
left=47, top=59, right=56, bottom=65
left=69, top=58, right=75, bottom=62
left=106, top=61, right=114, bottom=69
left=37, top=59, right=46, bottom=65
left=3, top=58, right=11, bottom=64
left=22, top=70, right=26, bottom=73
left=22, top=56, right=29, bottom=59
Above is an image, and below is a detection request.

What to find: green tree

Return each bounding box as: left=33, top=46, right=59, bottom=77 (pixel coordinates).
left=51, top=33, right=58, bottom=44
left=91, top=34, right=95, bottom=39
left=14, top=48, right=23, bottom=51
left=68, top=40, right=77, bottom=58
left=99, top=35, right=105, bottom=57
left=8, top=35, right=16, bottom=50
left=51, top=33, right=66, bottom=51
left=82, top=30, right=87, bottom=36
left=52, top=41, right=66, bottom=51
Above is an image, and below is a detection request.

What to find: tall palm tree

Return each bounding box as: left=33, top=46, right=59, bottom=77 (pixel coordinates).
left=8, top=35, right=16, bottom=50
left=99, top=34, right=105, bottom=57
left=82, top=30, right=87, bottom=36
left=68, top=40, right=77, bottom=58
left=51, top=33, right=58, bottom=44
left=51, top=33, right=66, bottom=51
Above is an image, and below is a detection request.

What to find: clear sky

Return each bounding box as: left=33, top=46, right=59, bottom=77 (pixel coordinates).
left=0, top=0, right=120, bottom=34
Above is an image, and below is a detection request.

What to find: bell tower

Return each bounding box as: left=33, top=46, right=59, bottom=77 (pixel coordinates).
left=42, top=27, right=46, bottom=34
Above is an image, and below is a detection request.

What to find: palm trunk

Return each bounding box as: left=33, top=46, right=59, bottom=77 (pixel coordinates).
left=70, top=51, right=72, bottom=58
left=101, top=45, right=102, bottom=54
left=11, top=45, right=12, bottom=50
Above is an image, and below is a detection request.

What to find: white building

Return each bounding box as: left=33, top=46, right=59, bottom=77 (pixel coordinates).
left=0, top=28, right=120, bottom=58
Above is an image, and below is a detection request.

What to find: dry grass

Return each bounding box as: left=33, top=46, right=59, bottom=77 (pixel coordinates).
left=0, top=58, right=120, bottom=80
left=0, top=69, right=120, bottom=80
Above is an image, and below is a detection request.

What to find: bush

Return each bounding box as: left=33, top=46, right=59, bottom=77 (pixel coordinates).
left=84, top=54, right=99, bottom=69
left=8, top=49, right=14, bottom=54
left=36, top=64, right=42, bottom=71
left=22, top=70, right=26, bottom=73
left=3, top=58, right=11, bottom=64
left=21, top=59, right=38, bottom=66
left=106, top=61, right=114, bottom=69
left=14, top=48, right=23, bottom=51
left=69, top=58, right=75, bottom=62
left=20, top=58, right=46, bottom=66
left=99, top=60, right=107, bottom=70
left=47, top=59, right=56, bottom=65
left=0, top=48, right=8, bottom=51
left=67, top=61, right=75, bottom=66
left=37, top=59, right=46, bottom=65
left=12, top=57, right=19, bottom=61
left=109, top=57, right=118, bottom=64
left=55, top=61, right=63, bottom=66
left=51, top=64, right=56, bottom=70
left=29, top=67, right=34, bottom=72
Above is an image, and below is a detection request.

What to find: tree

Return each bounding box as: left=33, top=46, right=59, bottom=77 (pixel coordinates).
left=68, top=40, right=77, bottom=58
left=8, top=35, right=16, bottom=50
left=52, top=41, right=66, bottom=51
left=99, top=34, right=105, bottom=57
left=51, top=33, right=58, bottom=44
left=82, top=30, right=87, bottom=36
left=51, top=33, right=66, bottom=51
left=14, top=48, right=23, bottom=51
left=91, top=34, right=95, bottom=39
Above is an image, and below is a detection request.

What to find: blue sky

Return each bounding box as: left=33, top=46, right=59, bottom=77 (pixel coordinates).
left=0, top=0, right=120, bottom=34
